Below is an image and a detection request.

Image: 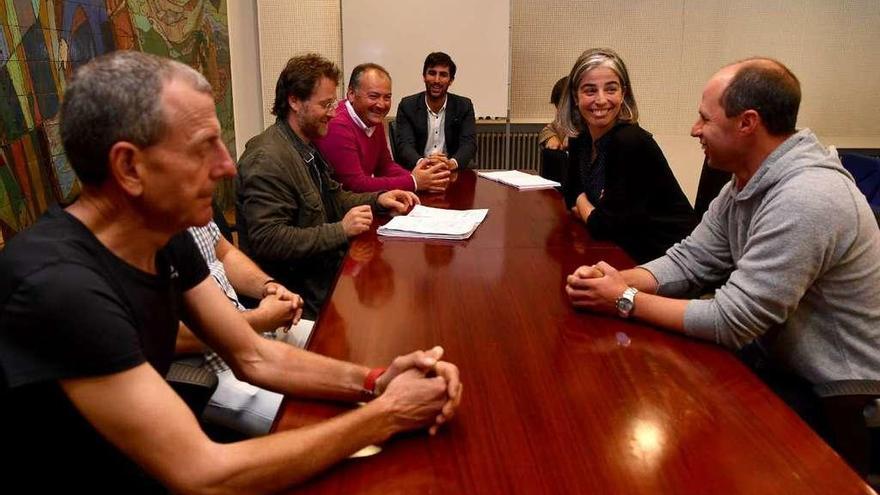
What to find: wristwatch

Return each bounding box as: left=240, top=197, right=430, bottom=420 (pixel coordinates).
left=616, top=287, right=639, bottom=318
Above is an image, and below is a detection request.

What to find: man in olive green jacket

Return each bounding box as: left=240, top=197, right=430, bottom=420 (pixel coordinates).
left=237, top=54, right=417, bottom=319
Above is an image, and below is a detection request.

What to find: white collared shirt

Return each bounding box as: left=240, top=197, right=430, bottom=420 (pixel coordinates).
left=423, top=95, right=447, bottom=157
left=346, top=100, right=375, bottom=137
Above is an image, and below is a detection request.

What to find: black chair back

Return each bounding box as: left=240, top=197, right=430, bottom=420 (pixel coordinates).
left=388, top=120, right=401, bottom=163
left=166, top=358, right=218, bottom=416
left=694, top=157, right=732, bottom=217
left=540, top=147, right=568, bottom=188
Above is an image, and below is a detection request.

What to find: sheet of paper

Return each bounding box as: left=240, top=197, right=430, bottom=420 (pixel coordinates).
left=379, top=217, right=478, bottom=238
left=477, top=170, right=561, bottom=190
left=407, top=204, right=488, bottom=223
left=377, top=205, right=488, bottom=240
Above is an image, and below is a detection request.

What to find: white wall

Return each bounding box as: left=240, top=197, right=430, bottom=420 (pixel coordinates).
left=232, top=0, right=880, bottom=202
left=255, top=0, right=344, bottom=130
left=341, top=0, right=510, bottom=119
left=510, top=0, right=880, bottom=201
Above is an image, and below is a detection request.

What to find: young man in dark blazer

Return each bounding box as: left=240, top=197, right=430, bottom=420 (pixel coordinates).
left=394, top=52, right=477, bottom=171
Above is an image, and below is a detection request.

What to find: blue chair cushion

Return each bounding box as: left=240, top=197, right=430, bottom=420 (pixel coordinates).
left=840, top=153, right=880, bottom=209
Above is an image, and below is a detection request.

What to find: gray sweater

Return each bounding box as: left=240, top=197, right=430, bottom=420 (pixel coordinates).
left=642, top=129, right=880, bottom=384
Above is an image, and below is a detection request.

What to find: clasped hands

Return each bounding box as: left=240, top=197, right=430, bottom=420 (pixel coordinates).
left=565, top=261, right=628, bottom=314
left=373, top=345, right=463, bottom=436
left=414, top=153, right=455, bottom=193
left=256, top=281, right=304, bottom=331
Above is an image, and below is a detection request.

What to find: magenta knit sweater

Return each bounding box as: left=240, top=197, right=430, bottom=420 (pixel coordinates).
left=314, top=104, right=414, bottom=192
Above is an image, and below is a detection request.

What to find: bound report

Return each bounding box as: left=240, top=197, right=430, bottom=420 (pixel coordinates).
left=377, top=205, right=489, bottom=240
left=477, top=170, right=560, bottom=190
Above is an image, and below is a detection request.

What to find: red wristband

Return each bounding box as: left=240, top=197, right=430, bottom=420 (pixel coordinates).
left=363, top=367, right=387, bottom=396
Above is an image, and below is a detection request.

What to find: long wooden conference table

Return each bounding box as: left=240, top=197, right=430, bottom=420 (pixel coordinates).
left=275, top=170, right=872, bottom=494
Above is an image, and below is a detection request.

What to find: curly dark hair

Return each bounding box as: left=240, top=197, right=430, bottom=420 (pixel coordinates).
left=422, top=52, right=456, bottom=78
left=271, top=53, right=341, bottom=119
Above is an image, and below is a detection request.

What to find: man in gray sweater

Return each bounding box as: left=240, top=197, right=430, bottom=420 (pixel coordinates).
left=565, top=58, right=880, bottom=396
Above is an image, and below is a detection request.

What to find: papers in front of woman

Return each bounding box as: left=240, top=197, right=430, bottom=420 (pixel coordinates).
left=377, top=205, right=489, bottom=240
left=477, top=170, right=561, bottom=190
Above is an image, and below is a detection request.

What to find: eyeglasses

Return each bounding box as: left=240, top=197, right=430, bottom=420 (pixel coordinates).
left=314, top=99, right=339, bottom=112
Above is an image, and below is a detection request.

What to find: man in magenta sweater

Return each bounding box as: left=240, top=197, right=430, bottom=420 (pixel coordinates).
left=315, top=63, right=450, bottom=193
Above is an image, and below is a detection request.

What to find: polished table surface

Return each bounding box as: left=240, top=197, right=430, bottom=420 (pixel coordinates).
left=276, top=170, right=873, bottom=494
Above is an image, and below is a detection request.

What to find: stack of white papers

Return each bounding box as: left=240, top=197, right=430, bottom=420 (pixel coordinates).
left=477, top=170, right=561, bottom=190
left=377, top=205, right=489, bottom=240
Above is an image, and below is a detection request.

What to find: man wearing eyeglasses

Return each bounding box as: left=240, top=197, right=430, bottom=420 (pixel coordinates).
left=236, top=54, right=419, bottom=320
left=315, top=63, right=450, bottom=193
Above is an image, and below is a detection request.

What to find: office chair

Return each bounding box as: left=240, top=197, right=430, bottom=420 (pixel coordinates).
left=388, top=119, right=401, bottom=163
left=814, top=380, right=880, bottom=487
left=166, top=358, right=251, bottom=443
left=839, top=153, right=880, bottom=222
left=166, top=357, right=218, bottom=417
left=540, top=147, right=568, bottom=189
left=693, top=157, right=732, bottom=217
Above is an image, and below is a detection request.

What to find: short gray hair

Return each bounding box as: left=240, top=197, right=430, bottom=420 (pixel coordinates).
left=557, top=48, right=639, bottom=137
left=60, top=50, right=211, bottom=185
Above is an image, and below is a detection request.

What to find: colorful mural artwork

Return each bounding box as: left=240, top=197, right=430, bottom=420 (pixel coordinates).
left=0, top=0, right=235, bottom=247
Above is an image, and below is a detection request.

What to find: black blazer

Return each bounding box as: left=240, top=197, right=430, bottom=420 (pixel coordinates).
left=394, top=92, right=477, bottom=169
left=564, top=123, right=698, bottom=263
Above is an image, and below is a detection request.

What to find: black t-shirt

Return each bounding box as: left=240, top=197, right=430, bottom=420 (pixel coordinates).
left=0, top=205, right=208, bottom=493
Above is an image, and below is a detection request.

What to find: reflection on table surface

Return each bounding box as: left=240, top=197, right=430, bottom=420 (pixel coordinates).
left=276, top=170, right=871, bottom=495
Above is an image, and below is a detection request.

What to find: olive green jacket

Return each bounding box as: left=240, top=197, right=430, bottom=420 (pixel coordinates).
left=236, top=119, right=380, bottom=318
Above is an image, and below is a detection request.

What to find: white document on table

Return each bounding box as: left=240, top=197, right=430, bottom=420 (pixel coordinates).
left=377, top=205, right=488, bottom=240
left=477, top=170, right=560, bottom=190
left=407, top=205, right=488, bottom=223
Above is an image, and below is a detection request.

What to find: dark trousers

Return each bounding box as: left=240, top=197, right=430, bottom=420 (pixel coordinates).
left=737, top=344, right=831, bottom=441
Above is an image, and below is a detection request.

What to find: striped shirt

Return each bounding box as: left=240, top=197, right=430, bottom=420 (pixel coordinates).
left=188, top=222, right=274, bottom=373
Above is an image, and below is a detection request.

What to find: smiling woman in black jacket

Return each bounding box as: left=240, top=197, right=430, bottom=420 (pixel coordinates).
left=557, top=48, right=697, bottom=263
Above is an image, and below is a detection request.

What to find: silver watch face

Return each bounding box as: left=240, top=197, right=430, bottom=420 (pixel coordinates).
left=617, top=297, right=634, bottom=313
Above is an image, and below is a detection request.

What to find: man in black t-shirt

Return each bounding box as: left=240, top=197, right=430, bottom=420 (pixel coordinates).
left=0, top=51, right=462, bottom=494
left=1, top=211, right=206, bottom=493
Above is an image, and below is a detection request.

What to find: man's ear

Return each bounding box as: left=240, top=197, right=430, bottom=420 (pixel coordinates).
left=738, top=109, right=760, bottom=135
left=107, top=141, right=145, bottom=197
left=288, top=95, right=303, bottom=115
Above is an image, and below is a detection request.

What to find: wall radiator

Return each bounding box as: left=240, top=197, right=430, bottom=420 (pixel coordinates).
left=474, top=131, right=541, bottom=171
